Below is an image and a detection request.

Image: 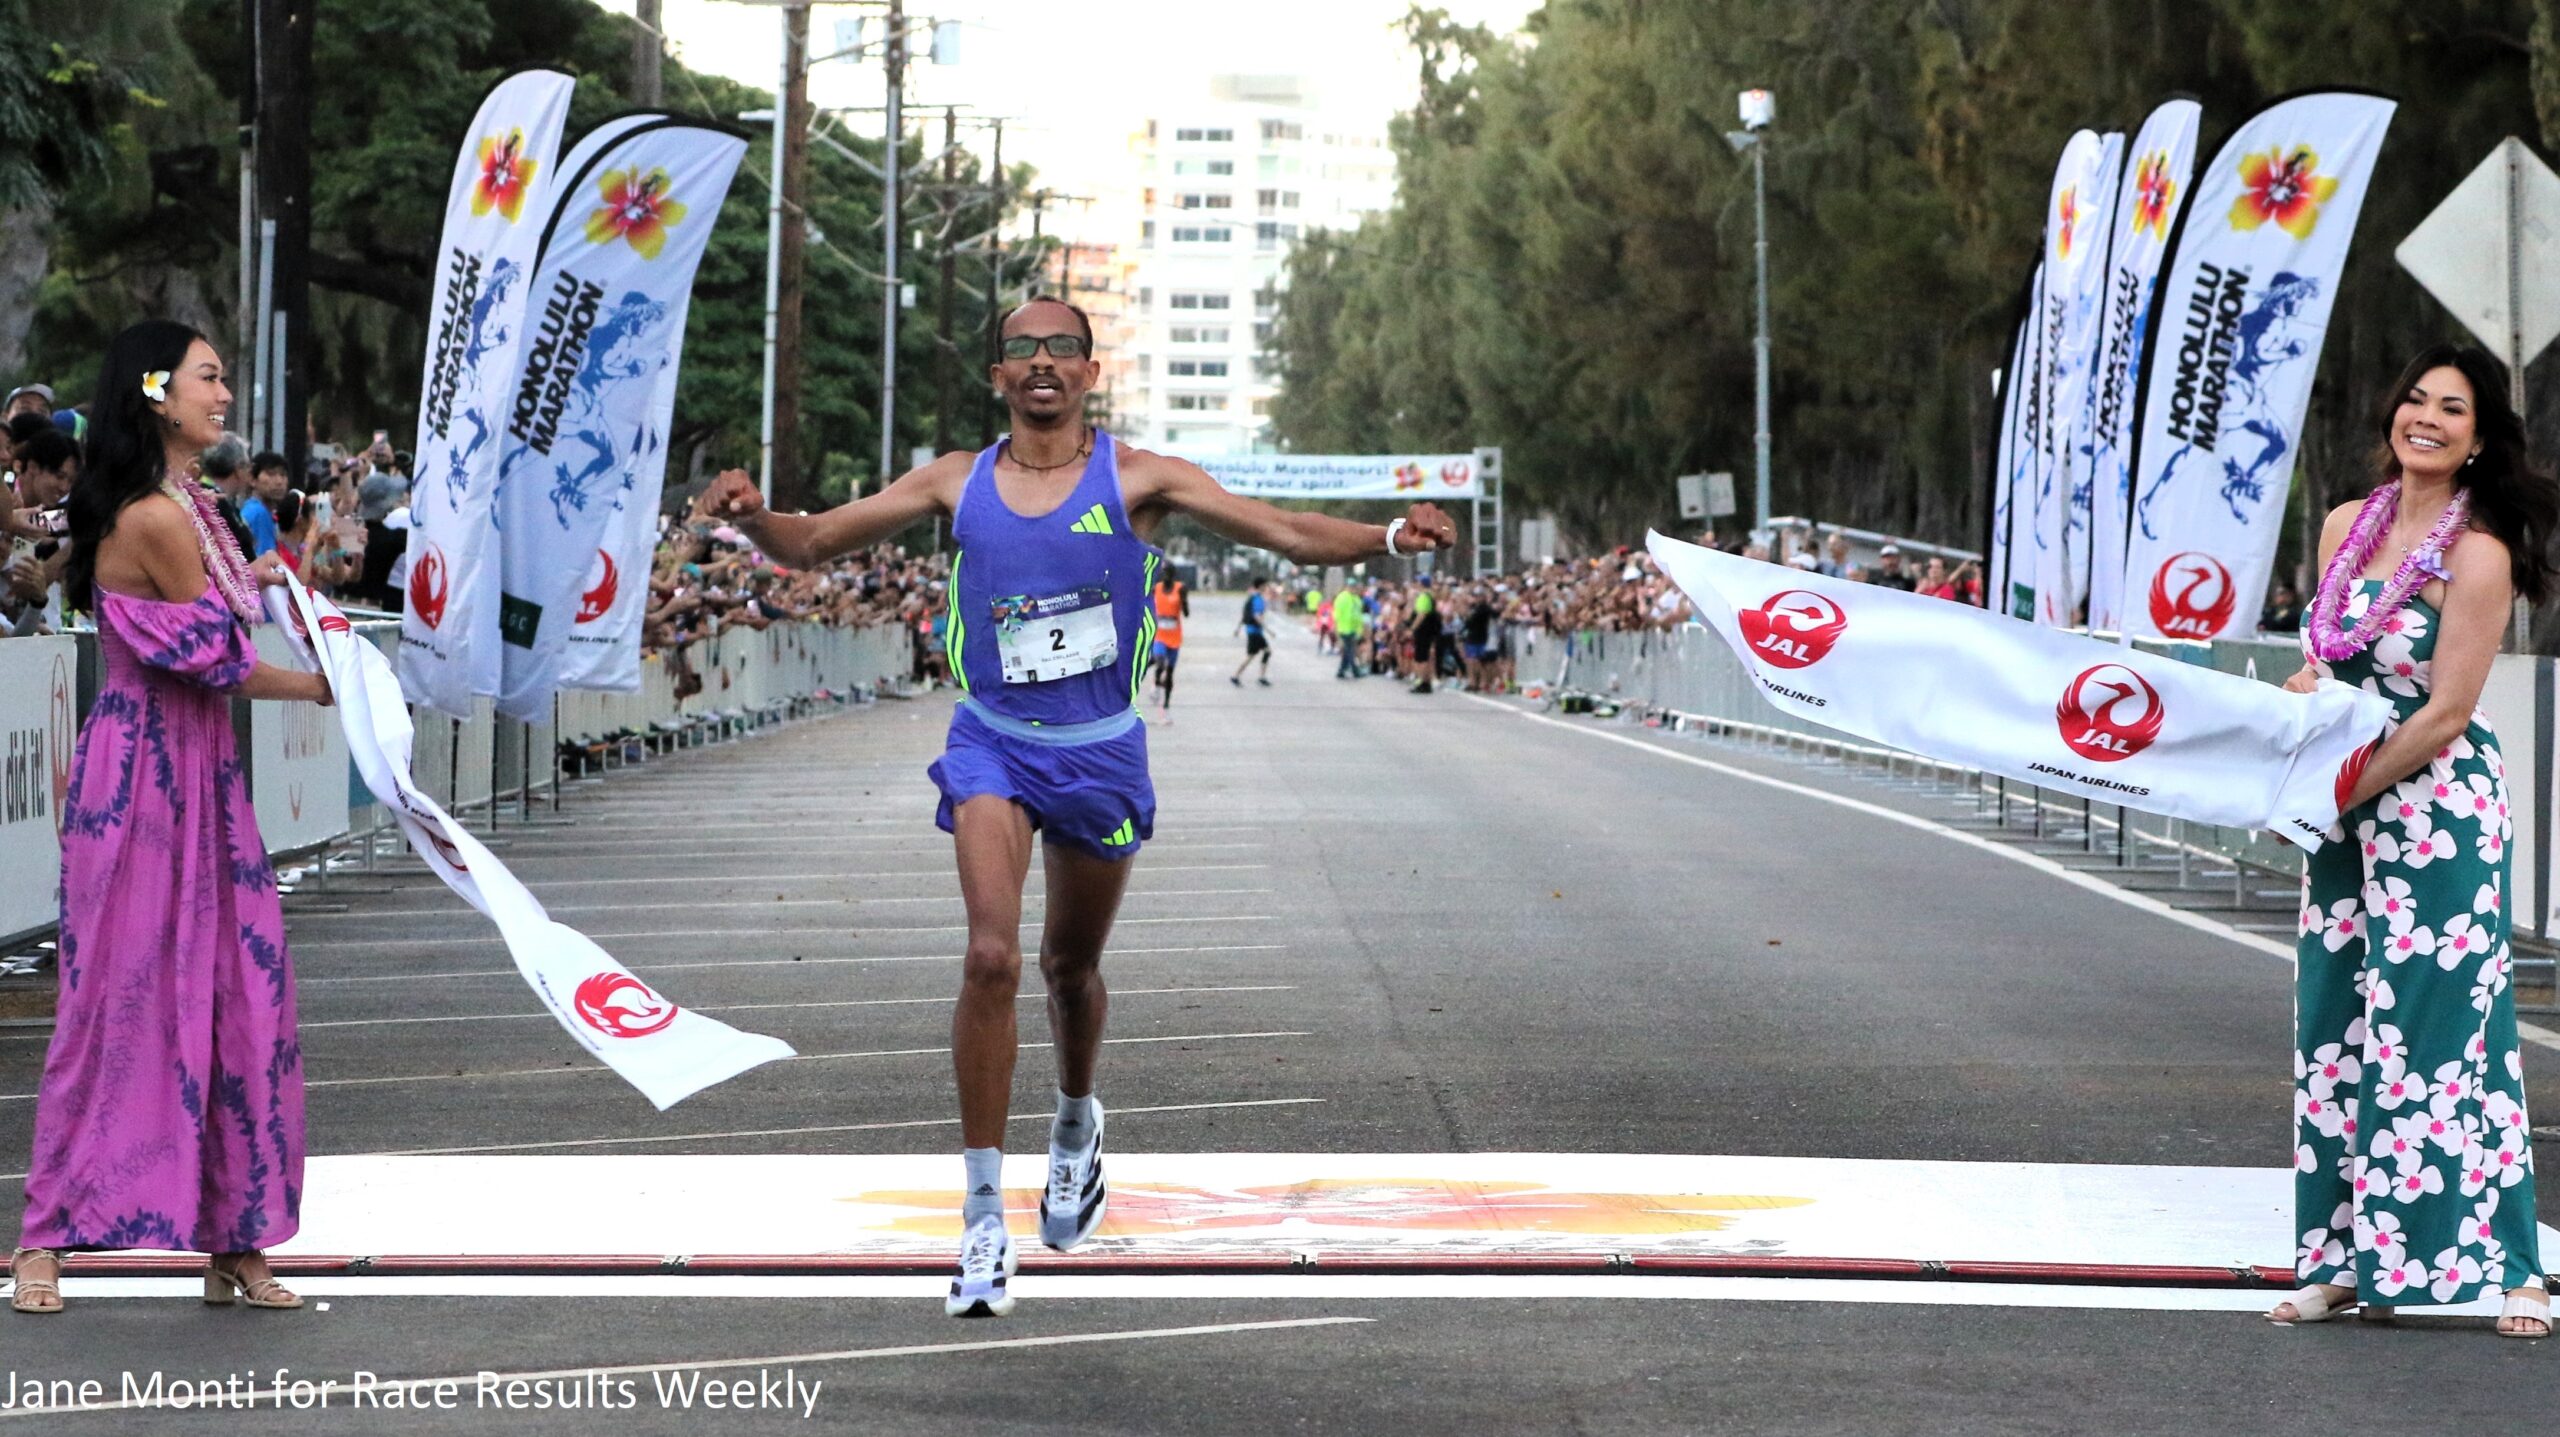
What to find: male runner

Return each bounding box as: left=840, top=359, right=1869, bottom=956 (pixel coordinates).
left=1148, top=568, right=1188, bottom=718
left=1230, top=575, right=1272, bottom=686
left=694, top=297, right=1453, bottom=1317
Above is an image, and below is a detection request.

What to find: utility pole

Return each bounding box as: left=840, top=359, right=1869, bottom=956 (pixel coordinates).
left=1751, top=130, right=1771, bottom=540
left=235, top=0, right=257, bottom=423
left=981, top=118, right=1004, bottom=448
left=933, top=105, right=958, bottom=460
left=878, top=0, right=906, bottom=487
left=774, top=4, right=811, bottom=508
left=1725, top=89, right=1775, bottom=541
left=252, top=0, right=313, bottom=472
left=633, top=0, right=665, bottom=106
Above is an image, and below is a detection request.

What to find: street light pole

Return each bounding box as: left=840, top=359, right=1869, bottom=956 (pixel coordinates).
left=879, top=0, right=904, bottom=486
left=756, top=17, right=791, bottom=505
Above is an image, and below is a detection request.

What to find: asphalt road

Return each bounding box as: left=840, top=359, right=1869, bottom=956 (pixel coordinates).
left=1, top=611, right=2552, bottom=1433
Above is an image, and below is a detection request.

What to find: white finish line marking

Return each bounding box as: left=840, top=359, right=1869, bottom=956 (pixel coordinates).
left=167, top=1153, right=2547, bottom=1288
left=0, top=1317, right=1374, bottom=1420
left=1471, top=697, right=2560, bottom=1055
left=297, top=985, right=1294, bottom=1030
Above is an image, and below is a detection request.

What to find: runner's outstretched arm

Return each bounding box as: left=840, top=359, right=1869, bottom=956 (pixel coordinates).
left=694, top=455, right=968, bottom=569
left=1124, top=451, right=1457, bottom=562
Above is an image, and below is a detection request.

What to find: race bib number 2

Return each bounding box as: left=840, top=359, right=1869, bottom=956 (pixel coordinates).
left=994, top=587, right=1118, bottom=683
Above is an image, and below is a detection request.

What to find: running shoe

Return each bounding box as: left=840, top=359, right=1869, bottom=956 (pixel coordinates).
left=944, top=1216, right=1017, bottom=1318
left=1039, top=1100, right=1108, bottom=1251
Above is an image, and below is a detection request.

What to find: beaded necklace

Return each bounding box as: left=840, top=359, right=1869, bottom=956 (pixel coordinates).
left=997, top=427, right=1092, bottom=476
left=160, top=474, right=264, bottom=624
left=2304, top=480, right=2469, bottom=662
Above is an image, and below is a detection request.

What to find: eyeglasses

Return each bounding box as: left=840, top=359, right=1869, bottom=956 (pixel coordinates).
left=1000, top=333, right=1090, bottom=360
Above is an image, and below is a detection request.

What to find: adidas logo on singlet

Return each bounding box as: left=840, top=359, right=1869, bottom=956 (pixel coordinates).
left=1068, top=504, right=1113, bottom=536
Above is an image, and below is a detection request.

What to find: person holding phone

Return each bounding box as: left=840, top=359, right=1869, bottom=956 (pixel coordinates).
left=352, top=436, right=408, bottom=607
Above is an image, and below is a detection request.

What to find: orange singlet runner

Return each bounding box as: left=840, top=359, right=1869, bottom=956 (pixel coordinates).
left=1147, top=578, right=1188, bottom=714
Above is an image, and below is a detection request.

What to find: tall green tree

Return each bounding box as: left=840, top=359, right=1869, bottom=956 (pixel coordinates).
left=10, top=0, right=1033, bottom=510
left=1272, top=0, right=2559, bottom=586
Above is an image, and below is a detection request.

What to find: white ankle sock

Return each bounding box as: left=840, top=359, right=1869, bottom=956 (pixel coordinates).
left=1052, top=1089, right=1097, bottom=1150
left=962, top=1147, right=1004, bottom=1227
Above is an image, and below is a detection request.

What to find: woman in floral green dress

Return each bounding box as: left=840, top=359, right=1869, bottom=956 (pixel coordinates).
left=2277, top=345, right=2551, bottom=1337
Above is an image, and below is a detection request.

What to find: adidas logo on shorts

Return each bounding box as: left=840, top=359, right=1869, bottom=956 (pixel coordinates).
left=1105, top=819, right=1135, bottom=848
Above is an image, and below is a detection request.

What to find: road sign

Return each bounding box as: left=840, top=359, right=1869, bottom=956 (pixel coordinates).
left=2396, top=137, right=2560, bottom=405
left=1675, top=473, right=1707, bottom=519
left=1704, top=472, right=1737, bottom=518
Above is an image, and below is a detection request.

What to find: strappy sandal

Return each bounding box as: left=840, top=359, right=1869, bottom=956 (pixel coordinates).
left=9, top=1247, right=63, bottom=1315
left=204, top=1254, right=303, bottom=1310
left=2266, top=1283, right=2359, bottom=1325
left=2499, top=1287, right=2551, bottom=1340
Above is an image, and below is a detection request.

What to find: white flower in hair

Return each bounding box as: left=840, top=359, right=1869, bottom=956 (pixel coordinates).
left=141, top=370, right=171, bottom=403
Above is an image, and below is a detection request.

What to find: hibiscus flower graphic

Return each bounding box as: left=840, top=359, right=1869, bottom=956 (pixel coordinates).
left=471, top=129, right=537, bottom=223
left=584, top=165, right=688, bottom=260
left=849, top=1178, right=1812, bottom=1241
left=2132, top=151, right=2177, bottom=238
left=2228, top=145, right=2337, bottom=240
left=2054, top=185, right=2080, bottom=259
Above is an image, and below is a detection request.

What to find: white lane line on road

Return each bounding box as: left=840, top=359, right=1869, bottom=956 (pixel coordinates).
left=286, top=944, right=1290, bottom=988
left=354, top=1096, right=1329, bottom=1156
left=293, top=887, right=1276, bottom=922
left=0, top=1317, right=1375, bottom=1419
left=340, top=862, right=1269, bottom=896
left=2, top=1274, right=2292, bottom=1311
left=473, top=833, right=1272, bottom=856
left=285, top=914, right=1278, bottom=951
left=297, top=985, right=1295, bottom=1030
left=1469, top=697, right=2560, bottom=1056
left=189, top=1030, right=1308, bottom=1098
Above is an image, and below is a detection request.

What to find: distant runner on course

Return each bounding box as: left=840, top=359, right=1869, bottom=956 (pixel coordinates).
left=1148, top=568, right=1188, bottom=719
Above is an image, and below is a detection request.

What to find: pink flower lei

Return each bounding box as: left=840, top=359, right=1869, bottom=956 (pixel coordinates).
left=2303, top=480, right=2469, bottom=662
left=161, top=473, right=265, bottom=624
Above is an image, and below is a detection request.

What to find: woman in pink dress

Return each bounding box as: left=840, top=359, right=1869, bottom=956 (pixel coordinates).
left=9, top=321, right=332, bottom=1316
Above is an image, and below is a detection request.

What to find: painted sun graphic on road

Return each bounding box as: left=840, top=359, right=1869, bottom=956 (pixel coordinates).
left=845, top=1179, right=1813, bottom=1239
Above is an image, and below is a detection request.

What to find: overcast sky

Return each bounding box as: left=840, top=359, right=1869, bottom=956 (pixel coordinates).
left=593, top=0, right=1540, bottom=243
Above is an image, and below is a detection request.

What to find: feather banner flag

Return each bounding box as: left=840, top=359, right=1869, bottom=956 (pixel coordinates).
left=2122, top=91, right=2397, bottom=641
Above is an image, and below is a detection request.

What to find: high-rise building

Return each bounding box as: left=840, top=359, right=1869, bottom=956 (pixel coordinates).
left=1044, top=239, right=1140, bottom=433
left=1113, top=75, right=1395, bottom=452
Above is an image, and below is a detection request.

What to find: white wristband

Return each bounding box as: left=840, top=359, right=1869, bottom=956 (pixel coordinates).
left=1382, top=518, right=1407, bottom=555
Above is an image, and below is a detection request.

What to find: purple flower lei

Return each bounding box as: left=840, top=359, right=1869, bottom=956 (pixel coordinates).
left=2304, top=480, right=2469, bottom=662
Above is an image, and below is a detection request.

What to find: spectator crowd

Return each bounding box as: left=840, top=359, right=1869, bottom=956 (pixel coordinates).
left=0, top=396, right=957, bottom=673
